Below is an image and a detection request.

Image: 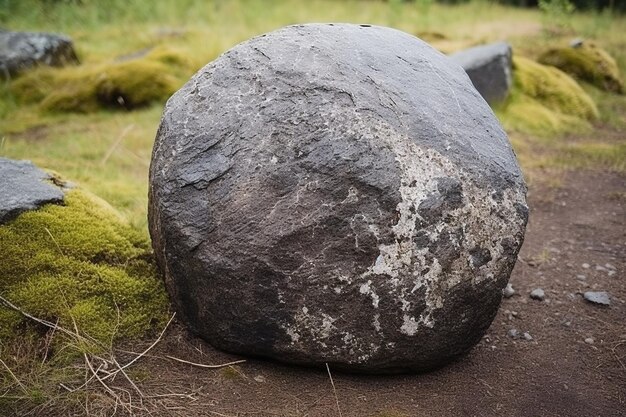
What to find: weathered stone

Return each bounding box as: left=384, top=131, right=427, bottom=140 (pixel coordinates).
left=503, top=283, right=516, bottom=298
left=0, top=30, right=78, bottom=78
left=530, top=288, right=545, bottom=301
left=149, top=24, right=528, bottom=373
left=0, top=157, right=65, bottom=224
left=449, top=42, right=513, bottom=104
left=583, top=291, right=610, bottom=306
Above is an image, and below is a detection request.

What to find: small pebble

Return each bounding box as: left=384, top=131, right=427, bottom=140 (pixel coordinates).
left=576, top=274, right=586, bottom=280
left=570, top=38, right=584, bottom=48
left=254, top=375, right=267, bottom=383
left=503, top=283, right=516, bottom=298
left=595, top=265, right=607, bottom=272
left=508, top=329, right=519, bottom=339
left=523, top=332, right=533, bottom=341
left=605, top=263, right=616, bottom=270
left=583, top=291, right=610, bottom=306
left=530, top=288, right=545, bottom=301
left=582, top=263, right=590, bottom=269
left=584, top=337, right=594, bottom=345
left=608, top=270, right=616, bottom=277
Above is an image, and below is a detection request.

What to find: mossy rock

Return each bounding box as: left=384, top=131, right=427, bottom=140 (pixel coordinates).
left=496, top=56, right=598, bottom=137
left=0, top=186, right=168, bottom=343
left=538, top=42, right=624, bottom=94
left=10, top=45, right=193, bottom=113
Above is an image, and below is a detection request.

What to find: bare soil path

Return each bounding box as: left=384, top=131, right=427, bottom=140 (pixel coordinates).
left=118, top=169, right=625, bottom=417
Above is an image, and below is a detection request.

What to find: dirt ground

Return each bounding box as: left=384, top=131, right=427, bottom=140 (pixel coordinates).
left=99, top=168, right=623, bottom=417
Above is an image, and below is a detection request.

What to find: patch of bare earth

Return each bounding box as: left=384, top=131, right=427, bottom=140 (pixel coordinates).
left=34, top=169, right=624, bottom=417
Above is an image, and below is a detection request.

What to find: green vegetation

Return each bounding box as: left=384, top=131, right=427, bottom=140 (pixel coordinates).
left=538, top=42, right=624, bottom=93
left=0, top=187, right=167, bottom=342
left=12, top=46, right=194, bottom=113
left=496, top=56, right=598, bottom=136
left=0, top=186, right=167, bottom=413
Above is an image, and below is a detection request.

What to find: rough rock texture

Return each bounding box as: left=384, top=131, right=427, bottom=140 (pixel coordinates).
left=0, top=157, right=64, bottom=224
left=149, top=24, right=528, bottom=373
left=583, top=291, right=610, bottom=306
left=0, top=30, right=78, bottom=78
left=449, top=42, right=513, bottom=104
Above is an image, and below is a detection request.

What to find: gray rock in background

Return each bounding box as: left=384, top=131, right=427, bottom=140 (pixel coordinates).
left=0, top=157, right=64, bottom=224
left=0, top=29, right=78, bottom=78
left=149, top=24, right=528, bottom=373
left=449, top=42, right=513, bottom=104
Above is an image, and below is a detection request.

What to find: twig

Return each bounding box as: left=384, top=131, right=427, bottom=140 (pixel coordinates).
left=101, top=313, right=175, bottom=381
left=0, top=358, right=28, bottom=395
left=101, top=124, right=134, bottom=165
left=325, top=363, right=343, bottom=417
left=165, top=356, right=246, bottom=369
left=42, top=317, right=60, bottom=364
left=0, top=295, right=97, bottom=347
left=44, top=227, right=64, bottom=256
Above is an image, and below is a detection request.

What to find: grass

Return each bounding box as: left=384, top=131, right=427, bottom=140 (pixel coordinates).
left=0, top=0, right=625, bottom=414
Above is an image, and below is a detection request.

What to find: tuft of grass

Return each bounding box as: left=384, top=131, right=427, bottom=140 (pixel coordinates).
left=10, top=47, right=192, bottom=113
left=538, top=41, right=624, bottom=94
left=496, top=56, right=598, bottom=137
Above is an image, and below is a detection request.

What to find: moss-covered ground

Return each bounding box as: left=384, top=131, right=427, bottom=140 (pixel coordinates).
left=0, top=0, right=625, bottom=414
left=0, top=187, right=168, bottom=413
left=538, top=41, right=624, bottom=94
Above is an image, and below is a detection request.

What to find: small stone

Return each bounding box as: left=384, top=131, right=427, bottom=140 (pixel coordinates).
left=253, top=375, right=267, bottom=383
left=582, top=263, right=590, bottom=269
left=563, top=321, right=571, bottom=327
left=608, top=270, right=616, bottom=277
left=508, top=329, right=519, bottom=339
left=595, top=265, right=607, bottom=272
left=576, top=274, right=586, bottom=280
left=570, top=38, right=584, bottom=48
left=523, top=332, right=533, bottom=341
left=605, top=263, right=616, bottom=270
left=530, top=288, right=545, bottom=301
left=583, top=291, right=610, bottom=306
left=584, top=337, right=594, bottom=344
left=503, top=283, right=516, bottom=298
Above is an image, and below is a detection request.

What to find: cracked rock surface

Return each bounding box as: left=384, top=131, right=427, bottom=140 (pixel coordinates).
left=148, top=24, right=528, bottom=373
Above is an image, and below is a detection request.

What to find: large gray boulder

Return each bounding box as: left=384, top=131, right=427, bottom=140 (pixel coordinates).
left=0, top=157, right=64, bottom=224
left=449, top=42, right=513, bottom=104
left=0, top=30, right=78, bottom=78
left=149, top=24, right=528, bottom=373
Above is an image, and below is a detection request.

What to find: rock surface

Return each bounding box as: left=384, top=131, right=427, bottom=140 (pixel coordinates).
left=530, top=288, right=545, bottom=301
left=583, top=291, right=610, bottom=306
left=149, top=24, right=528, bottom=373
left=0, top=157, right=65, bottom=224
left=0, top=29, right=78, bottom=78
left=449, top=42, right=513, bottom=104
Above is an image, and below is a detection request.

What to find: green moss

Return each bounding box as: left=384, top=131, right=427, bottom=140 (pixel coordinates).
left=0, top=188, right=168, bottom=343
left=496, top=56, right=598, bottom=137
left=538, top=42, right=624, bottom=94
left=10, top=50, right=189, bottom=113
